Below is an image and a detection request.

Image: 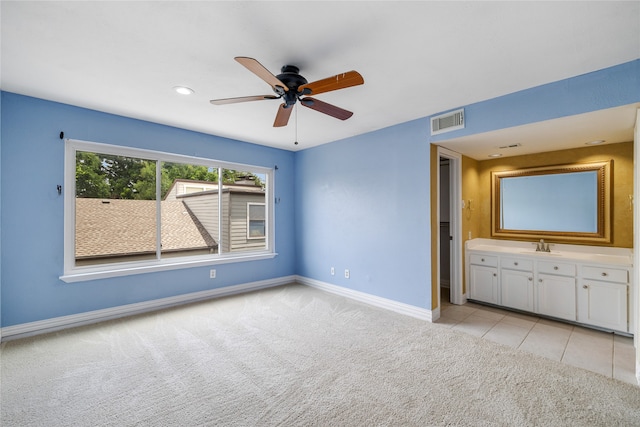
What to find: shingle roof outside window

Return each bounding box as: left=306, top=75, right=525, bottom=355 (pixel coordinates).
left=75, top=198, right=217, bottom=259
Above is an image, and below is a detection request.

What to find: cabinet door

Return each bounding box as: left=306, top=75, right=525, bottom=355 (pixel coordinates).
left=469, top=264, right=498, bottom=304
left=536, top=274, right=576, bottom=321
left=577, top=280, right=628, bottom=332
left=501, top=269, right=534, bottom=312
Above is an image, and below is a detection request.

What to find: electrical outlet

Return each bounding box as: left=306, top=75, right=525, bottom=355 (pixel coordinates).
left=331, top=267, right=335, bottom=275
left=345, top=269, right=350, bottom=279
left=209, top=269, right=216, bottom=279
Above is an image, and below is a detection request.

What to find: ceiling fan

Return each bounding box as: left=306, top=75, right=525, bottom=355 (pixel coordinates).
left=210, top=57, right=364, bottom=127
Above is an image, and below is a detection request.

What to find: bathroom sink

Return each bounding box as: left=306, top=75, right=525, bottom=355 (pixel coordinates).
left=519, top=250, right=562, bottom=257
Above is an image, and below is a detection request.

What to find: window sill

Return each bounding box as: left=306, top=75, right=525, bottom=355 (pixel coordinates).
left=59, top=252, right=278, bottom=283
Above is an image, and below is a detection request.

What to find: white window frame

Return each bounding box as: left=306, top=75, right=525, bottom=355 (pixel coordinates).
left=61, top=139, right=276, bottom=283
left=247, top=202, right=266, bottom=240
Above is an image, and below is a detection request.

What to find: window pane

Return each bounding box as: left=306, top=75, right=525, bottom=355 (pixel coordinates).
left=75, top=151, right=157, bottom=266
left=161, top=162, right=219, bottom=257
left=248, top=204, right=266, bottom=238
left=222, top=169, right=267, bottom=252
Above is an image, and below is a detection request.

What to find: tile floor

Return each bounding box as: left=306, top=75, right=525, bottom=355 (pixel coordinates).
left=436, top=288, right=638, bottom=386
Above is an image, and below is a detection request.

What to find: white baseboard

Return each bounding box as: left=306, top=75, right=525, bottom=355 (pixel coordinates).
left=1, top=275, right=296, bottom=341
left=297, top=275, right=434, bottom=322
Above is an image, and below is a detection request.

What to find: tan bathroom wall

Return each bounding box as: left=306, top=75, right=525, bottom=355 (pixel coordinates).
left=474, top=141, right=634, bottom=248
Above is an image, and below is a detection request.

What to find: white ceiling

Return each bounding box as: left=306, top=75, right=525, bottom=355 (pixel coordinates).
left=2, top=1, right=639, bottom=155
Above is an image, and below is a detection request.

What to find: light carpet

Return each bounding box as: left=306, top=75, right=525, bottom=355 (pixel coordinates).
left=1, top=283, right=639, bottom=426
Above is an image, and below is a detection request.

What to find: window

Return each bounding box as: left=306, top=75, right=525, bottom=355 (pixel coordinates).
left=247, top=203, right=266, bottom=239
left=62, top=139, right=274, bottom=282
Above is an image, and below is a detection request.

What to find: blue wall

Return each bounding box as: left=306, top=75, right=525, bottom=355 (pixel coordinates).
left=294, top=118, right=432, bottom=308
left=0, top=93, right=296, bottom=327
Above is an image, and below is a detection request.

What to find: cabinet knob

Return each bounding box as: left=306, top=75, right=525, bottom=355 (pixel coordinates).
left=538, top=279, right=543, bottom=283
left=493, top=273, right=497, bottom=277
left=514, top=262, right=518, bottom=266
left=583, top=284, right=589, bottom=289
left=601, top=272, right=608, bottom=277
left=528, top=277, right=533, bottom=281
left=481, top=258, right=485, bottom=262
left=553, top=266, right=559, bottom=270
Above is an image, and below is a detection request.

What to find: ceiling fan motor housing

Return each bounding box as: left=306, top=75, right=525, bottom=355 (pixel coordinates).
left=276, top=65, right=308, bottom=107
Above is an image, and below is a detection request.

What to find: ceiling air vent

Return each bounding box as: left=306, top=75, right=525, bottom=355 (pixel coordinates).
left=431, top=109, right=464, bottom=136
left=498, top=143, right=522, bottom=149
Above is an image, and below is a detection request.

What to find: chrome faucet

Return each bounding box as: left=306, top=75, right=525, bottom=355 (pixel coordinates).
left=536, top=239, right=550, bottom=252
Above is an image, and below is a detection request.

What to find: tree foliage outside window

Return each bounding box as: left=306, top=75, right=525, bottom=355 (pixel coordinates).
left=75, top=152, right=264, bottom=200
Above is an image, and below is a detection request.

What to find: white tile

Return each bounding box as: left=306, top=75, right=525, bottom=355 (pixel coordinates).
left=518, top=323, right=571, bottom=361
left=440, top=300, right=636, bottom=383
left=562, top=328, right=613, bottom=377
left=440, top=305, right=476, bottom=322
left=471, top=307, right=506, bottom=322
left=452, top=314, right=499, bottom=337
left=500, top=313, right=537, bottom=330
left=483, top=322, right=530, bottom=348
left=537, top=317, right=575, bottom=331
left=433, top=313, right=459, bottom=328
left=613, top=335, right=637, bottom=385
left=463, top=301, right=486, bottom=309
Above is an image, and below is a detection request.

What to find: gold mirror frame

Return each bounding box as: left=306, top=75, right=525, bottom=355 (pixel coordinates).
left=491, top=160, right=611, bottom=244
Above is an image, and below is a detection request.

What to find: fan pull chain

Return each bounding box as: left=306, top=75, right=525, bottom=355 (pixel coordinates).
left=294, top=104, right=299, bottom=145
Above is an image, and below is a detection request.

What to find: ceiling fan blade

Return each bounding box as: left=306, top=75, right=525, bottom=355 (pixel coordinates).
left=298, top=71, right=364, bottom=96
left=273, top=103, right=293, bottom=127
left=210, top=95, right=279, bottom=105
left=300, top=97, right=353, bottom=120
left=235, top=57, right=288, bottom=94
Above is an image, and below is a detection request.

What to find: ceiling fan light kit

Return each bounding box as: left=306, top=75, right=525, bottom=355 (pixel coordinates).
left=210, top=57, right=364, bottom=128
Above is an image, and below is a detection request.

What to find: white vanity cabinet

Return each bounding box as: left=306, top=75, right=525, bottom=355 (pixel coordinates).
left=466, top=239, right=634, bottom=334
left=577, top=265, right=629, bottom=332
left=500, top=257, right=534, bottom=312
left=469, top=254, right=498, bottom=304
left=536, top=261, right=577, bottom=321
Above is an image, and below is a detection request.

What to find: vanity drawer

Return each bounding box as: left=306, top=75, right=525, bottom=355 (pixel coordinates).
left=470, top=254, right=498, bottom=267
left=501, top=257, right=533, bottom=271
left=582, top=266, right=628, bottom=283
left=537, top=261, right=575, bottom=276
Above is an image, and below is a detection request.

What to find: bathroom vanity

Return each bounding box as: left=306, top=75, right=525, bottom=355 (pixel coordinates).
left=466, top=238, right=634, bottom=335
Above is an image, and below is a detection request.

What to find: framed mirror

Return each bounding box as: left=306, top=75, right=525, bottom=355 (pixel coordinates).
left=491, top=160, right=611, bottom=243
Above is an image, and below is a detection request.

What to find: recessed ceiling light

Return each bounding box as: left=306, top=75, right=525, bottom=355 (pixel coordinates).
left=173, top=86, right=194, bottom=95
left=488, top=153, right=502, bottom=158
left=585, top=139, right=605, bottom=145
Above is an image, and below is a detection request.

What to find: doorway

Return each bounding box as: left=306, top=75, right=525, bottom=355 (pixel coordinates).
left=437, top=147, right=463, bottom=308
left=439, top=158, right=452, bottom=302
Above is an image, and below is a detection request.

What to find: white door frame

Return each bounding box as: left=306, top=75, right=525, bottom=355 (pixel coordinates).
left=437, top=147, right=464, bottom=306
left=633, top=108, right=640, bottom=385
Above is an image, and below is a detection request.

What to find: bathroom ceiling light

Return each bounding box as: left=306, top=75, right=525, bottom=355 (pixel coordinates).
left=488, top=153, right=502, bottom=158
left=173, top=86, right=194, bottom=95
left=585, top=139, right=605, bottom=145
